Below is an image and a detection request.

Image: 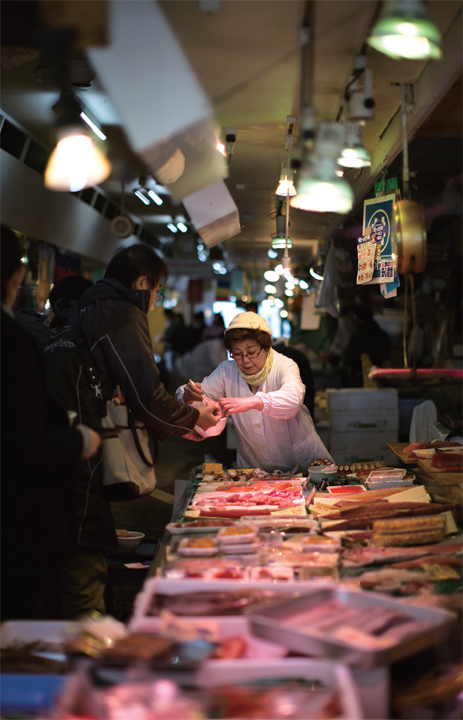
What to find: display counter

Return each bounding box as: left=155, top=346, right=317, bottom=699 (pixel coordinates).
left=1, top=463, right=461, bottom=719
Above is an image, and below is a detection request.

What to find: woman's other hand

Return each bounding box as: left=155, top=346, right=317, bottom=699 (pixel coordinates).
left=196, top=403, right=223, bottom=430
left=184, top=379, right=204, bottom=404
left=219, top=396, right=263, bottom=417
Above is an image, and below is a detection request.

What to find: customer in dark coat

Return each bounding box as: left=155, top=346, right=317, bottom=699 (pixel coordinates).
left=44, top=243, right=220, bottom=618
left=0, top=225, right=101, bottom=620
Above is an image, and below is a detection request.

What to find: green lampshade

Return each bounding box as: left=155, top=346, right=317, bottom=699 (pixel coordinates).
left=290, top=159, right=354, bottom=214
left=367, top=0, right=442, bottom=60
left=271, top=234, right=293, bottom=250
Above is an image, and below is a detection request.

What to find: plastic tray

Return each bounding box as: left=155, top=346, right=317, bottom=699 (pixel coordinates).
left=217, top=526, right=257, bottom=543
left=0, top=620, right=71, bottom=649
left=248, top=584, right=457, bottom=668
left=195, top=658, right=363, bottom=719
left=128, top=613, right=286, bottom=659
left=177, top=538, right=218, bottom=556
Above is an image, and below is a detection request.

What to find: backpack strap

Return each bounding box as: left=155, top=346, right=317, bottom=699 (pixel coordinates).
left=70, top=304, right=107, bottom=418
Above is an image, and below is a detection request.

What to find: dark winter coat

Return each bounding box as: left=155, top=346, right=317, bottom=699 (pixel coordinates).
left=1, top=309, right=83, bottom=619
left=44, top=279, right=199, bottom=553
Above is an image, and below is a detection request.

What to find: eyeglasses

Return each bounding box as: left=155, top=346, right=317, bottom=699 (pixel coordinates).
left=230, top=347, right=262, bottom=361
left=155, top=289, right=164, bottom=302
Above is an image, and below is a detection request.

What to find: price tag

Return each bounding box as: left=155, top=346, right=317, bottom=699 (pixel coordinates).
left=271, top=506, right=308, bottom=517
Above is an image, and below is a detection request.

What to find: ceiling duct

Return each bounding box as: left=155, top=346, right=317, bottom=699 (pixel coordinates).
left=87, top=0, right=227, bottom=202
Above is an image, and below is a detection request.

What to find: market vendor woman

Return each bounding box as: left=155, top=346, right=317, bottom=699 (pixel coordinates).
left=177, top=312, right=332, bottom=473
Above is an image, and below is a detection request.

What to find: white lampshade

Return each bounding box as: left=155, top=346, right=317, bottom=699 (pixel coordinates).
left=44, top=126, right=111, bottom=192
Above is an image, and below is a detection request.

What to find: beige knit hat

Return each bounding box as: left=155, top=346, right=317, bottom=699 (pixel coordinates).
left=225, top=312, right=272, bottom=336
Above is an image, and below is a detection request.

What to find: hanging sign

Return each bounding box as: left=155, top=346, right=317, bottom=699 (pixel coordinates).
left=362, top=193, right=396, bottom=285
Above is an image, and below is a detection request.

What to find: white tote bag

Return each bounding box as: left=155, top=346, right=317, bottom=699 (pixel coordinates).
left=100, top=403, right=156, bottom=501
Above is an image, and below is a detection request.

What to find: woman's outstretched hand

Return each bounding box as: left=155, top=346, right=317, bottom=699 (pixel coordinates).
left=218, top=396, right=263, bottom=417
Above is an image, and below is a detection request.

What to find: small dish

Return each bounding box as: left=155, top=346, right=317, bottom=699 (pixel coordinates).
left=116, top=531, right=145, bottom=551
left=308, top=466, right=338, bottom=485
left=413, top=449, right=436, bottom=458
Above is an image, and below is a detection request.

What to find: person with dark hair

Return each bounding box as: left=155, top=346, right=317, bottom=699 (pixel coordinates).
left=201, top=312, right=225, bottom=341
left=272, top=340, right=315, bottom=417
left=15, top=274, right=95, bottom=350
left=44, top=242, right=220, bottom=618
left=1, top=225, right=101, bottom=620
left=177, top=312, right=331, bottom=472
left=343, top=305, right=391, bottom=386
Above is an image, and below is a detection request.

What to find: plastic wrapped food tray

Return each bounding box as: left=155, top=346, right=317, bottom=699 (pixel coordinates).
left=177, top=538, right=218, bottom=556
left=195, top=658, right=363, bottom=719
left=217, top=527, right=257, bottom=544
left=248, top=584, right=456, bottom=668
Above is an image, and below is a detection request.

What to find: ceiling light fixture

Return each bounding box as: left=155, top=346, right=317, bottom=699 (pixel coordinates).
left=79, top=111, right=107, bottom=141
left=310, top=267, right=324, bottom=281
left=299, top=279, right=309, bottom=290
left=264, top=284, right=277, bottom=294
left=268, top=248, right=278, bottom=259
left=271, top=212, right=293, bottom=250
left=45, top=126, right=111, bottom=192
left=275, top=160, right=296, bottom=197
left=176, top=222, right=188, bottom=233
left=148, top=189, right=163, bottom=205
left=338, top=123, right=371, bottom=168
left=167, top=223, right=178, bottom=233
left=264, top=270, right=279, bottom=282
left=367, top=0, right=442, bottom=60
left=134, top=188, right=151, bottom=205
left=45, top=92, right=111, bottom=192
left=290, top=122, right=354, bottom=214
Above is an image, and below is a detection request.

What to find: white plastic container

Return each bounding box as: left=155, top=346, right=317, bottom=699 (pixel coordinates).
left=195, top=658, right=364, bottom=720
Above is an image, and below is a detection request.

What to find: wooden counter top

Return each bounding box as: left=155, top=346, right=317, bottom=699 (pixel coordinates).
left=386, top=442, right=417, bottom=464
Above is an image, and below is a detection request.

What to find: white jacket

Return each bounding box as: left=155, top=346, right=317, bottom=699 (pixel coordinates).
left=176, top=351, right=332, bottom=473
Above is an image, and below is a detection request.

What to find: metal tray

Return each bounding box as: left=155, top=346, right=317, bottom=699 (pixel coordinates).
left=248, top=584, right=456, bottom=668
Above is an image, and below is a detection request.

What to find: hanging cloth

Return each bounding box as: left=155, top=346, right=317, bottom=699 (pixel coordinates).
left=236, top=347, right=275, bottom=387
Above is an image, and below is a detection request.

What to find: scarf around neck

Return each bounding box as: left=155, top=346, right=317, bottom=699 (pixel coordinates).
left=236, top=347, right=274, bottom=387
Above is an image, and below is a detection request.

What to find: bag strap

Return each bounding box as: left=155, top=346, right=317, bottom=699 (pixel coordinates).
left=70, top=304, right=159, bottom=467
left=127, top=407, right=156, bottom=467
left=70, top=304, right=107, bottom=418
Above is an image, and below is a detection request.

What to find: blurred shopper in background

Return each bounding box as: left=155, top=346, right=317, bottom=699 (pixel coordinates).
left=343, top=305, right=391, bottom=386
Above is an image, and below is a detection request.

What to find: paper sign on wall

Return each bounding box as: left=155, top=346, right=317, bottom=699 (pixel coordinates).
left=362, top=194, right=396, bottom=285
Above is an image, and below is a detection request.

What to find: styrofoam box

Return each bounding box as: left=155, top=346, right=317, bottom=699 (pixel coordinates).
left=327, top=388, right=398, bottom=413
left=329, top=431, right=398, bottom=466
left=0, top=621, right=71, bottom=649
left=196, top=658, right=363, bottom=719
left=330, top=410, right=399, bottom=433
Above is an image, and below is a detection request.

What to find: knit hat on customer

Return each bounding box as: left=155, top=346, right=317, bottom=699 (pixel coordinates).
left=225, top=312, right=272, bottom=336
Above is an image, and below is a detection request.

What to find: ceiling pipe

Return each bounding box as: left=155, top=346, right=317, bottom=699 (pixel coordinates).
left=300, top=1, right=315, bottom=114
